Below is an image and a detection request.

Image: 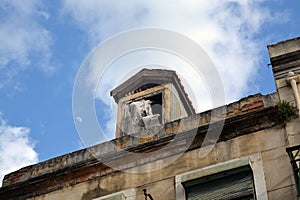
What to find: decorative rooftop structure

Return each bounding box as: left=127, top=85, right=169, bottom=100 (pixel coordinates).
left=110, top=68, right=195, bottom=138
left=268, top=37, right=300, bottom=80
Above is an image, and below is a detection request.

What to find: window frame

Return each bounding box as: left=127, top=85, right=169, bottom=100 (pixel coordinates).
left=92, top=188, right=136, bottom=200
left=175, top=153, right=268, bottom=200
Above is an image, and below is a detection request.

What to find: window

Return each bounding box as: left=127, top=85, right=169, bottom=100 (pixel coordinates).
left=142, top=92, right=163, bottom=124
left=175, top=154, right=268, bottom=200
left=92, top=188, right=136, bottom=200
left=183, top=166, right=255, bottom=200
left=98, top=193, right=125, bottom=200
left=286, top=145, right=300, bottom=196
left=120, top=92, right=163, bottom=135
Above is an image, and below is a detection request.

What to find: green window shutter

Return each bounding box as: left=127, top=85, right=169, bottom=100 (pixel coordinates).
left=102, top=193, right=126, bottom=200
left=183, top=166, right=255, bottom=200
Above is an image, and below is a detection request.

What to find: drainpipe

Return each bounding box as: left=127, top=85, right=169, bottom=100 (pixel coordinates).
left=287, top=71, right=300, bottom=116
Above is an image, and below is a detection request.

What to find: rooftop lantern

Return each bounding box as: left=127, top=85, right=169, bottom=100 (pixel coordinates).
left=110, top=68, right=195, bottom=138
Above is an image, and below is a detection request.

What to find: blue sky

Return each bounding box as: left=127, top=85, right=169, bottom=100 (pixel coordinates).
left=0, top=0, right=300, bottom=185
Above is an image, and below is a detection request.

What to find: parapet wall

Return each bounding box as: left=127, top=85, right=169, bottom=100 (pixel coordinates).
left=2, top=93, right=280, bottom=188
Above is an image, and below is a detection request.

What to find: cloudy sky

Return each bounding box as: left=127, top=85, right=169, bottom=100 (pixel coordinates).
left=0, top=0, right=300, bottom=185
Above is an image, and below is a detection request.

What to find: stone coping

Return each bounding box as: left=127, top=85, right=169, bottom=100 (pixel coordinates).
left=1, top=93, right=279, bottom=188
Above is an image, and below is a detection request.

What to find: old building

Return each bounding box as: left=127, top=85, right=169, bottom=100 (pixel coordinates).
left=0, top=37, right=300, bottom=200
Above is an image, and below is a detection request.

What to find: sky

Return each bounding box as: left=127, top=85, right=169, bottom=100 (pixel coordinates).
left=0, top=0, right=300, bottom=185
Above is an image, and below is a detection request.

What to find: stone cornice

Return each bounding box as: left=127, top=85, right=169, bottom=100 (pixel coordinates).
left=0, top=93, right=281, bottom=199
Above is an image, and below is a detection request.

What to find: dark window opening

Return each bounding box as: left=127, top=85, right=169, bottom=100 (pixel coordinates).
left=144, top=93, right=163, bottom=124
left=183, top=166, right=256, bottom=200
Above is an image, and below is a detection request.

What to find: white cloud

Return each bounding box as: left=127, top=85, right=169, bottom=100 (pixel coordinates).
left=0, top=114, right=38, bottom=187
left=0, top=0, right=53, bottom=89
left=63, top=0, right=281, bottom=103
left=64, top=1, right=287, bottom=138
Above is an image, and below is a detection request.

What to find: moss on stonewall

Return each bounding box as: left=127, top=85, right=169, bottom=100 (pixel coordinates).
left=277, top=101, right=298, bottom=124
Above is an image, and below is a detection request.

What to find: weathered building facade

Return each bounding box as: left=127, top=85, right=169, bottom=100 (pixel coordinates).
left=1, top=37, right=300, bottom=200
